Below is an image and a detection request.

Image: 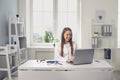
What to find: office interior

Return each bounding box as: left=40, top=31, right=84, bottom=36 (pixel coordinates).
left=0, top=0, right=120, bottom=80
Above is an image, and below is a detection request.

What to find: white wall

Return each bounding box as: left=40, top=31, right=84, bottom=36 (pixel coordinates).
left=0, top=0, right=17, bottom=45
left=27, top=48, right=54, bottom=60
left=112, top=48, right=120, bottom=71
left=18, top=0, right=120, bottom=71
left=81, top=0, right=117, bottom=48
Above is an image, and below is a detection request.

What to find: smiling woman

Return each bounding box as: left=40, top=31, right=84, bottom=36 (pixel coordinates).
left=54, top=27, right=76, bottom=63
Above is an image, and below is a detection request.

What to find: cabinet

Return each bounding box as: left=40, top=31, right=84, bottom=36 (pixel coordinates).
left=0, top=45, right=17, bottom=80
left=9, top=17, right=28, bottom=65
left=91, top=20, right=113, bottom=49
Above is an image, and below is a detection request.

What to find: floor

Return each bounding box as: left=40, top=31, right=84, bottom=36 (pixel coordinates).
left=113, top=71, right=120, bottom=80
left=3, top=71, right=120, bottom=80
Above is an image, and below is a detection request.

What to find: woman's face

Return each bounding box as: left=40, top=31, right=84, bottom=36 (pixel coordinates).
left=64, top=30, right=72, bottom=43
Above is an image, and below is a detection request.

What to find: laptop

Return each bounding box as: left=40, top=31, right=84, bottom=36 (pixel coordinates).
left=72, top=49, right=94, bottom=65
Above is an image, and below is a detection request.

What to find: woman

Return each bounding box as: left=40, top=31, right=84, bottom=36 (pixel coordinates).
left=54, top=27, right=76, bottom=63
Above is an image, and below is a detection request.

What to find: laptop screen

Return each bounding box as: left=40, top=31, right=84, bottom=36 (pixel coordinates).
left=73, top=49, right=94, bottom=65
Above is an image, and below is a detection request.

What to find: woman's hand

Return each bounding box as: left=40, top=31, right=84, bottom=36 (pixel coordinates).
left=66, top=58, right=74, bottom=63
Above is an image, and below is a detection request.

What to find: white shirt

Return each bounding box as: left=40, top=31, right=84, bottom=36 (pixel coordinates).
left=54, top=41, right=76, bottom=62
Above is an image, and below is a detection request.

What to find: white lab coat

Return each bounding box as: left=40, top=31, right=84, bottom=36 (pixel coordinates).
left=54, top=41, right=76, bottom=62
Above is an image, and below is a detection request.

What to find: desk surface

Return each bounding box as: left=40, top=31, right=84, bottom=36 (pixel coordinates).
left=19, top=60, right=112, bottom=71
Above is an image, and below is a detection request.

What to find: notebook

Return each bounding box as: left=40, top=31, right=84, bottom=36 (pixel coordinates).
left=72, top=49, right=94, bottom=65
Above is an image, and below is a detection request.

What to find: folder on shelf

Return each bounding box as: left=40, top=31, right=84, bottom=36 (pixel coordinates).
left=91, top=37, right=98, bottom=48
left=109, top=25, right=112, bottom=36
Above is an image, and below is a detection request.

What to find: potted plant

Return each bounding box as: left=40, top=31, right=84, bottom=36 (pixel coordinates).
left=93, top=32, right=99, bottom=36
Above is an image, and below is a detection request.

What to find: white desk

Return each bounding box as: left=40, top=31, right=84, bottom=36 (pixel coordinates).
left=18, top=60, right=113, bottom=80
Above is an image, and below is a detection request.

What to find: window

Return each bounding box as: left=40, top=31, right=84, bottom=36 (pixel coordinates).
left=31, top=0, right=53, bottom=43
left=30, top=0, right=81, bottom=47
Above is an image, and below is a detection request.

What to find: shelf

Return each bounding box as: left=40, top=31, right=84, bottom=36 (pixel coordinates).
left=11, top=70, right=18, bottom=76
left=11, top=22, right=24, bottom=24
left=18, top=35, right=26, bottom=37
left=0, top=51, right=16, bottom=55
left=0, top=68, right=8, bottom=71
left=11, top=35, right=26, bottom=37
left=8, top=17, right=28, bottom=80
left=20, top=48, right=26, bottom=51
left=0, top=48, right=17, bottom=55
left=9, top=17, right=27, bottom=64
left=96, top=46, right=113, bottom=49
left=92, top=35, right=111, bottom=38
left=91, top=20, right=113, bottom=49
left=92, top=23, right=112, bottom=26
left=11, top=65, right=18, bottom=70
left=0, top=45, right=18, bottom=80
left=20, top=59, right=27, bottom=64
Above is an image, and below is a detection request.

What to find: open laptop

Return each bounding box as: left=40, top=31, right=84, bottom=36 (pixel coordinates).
left=72, top=49, right=94, bottom=65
